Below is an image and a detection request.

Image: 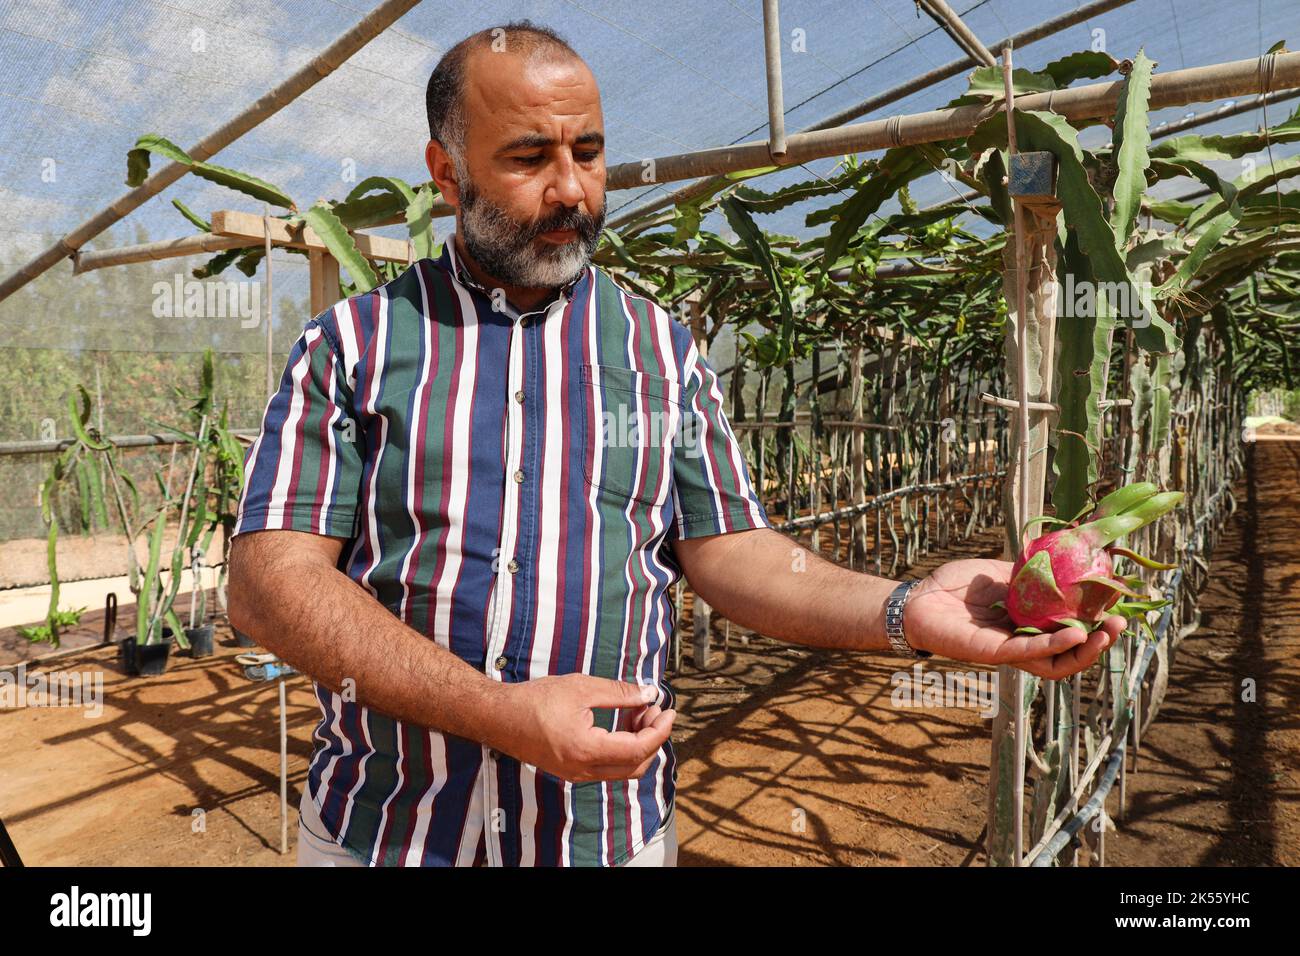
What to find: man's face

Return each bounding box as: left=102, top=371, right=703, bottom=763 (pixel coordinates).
left=431, top=47, right=607, bottom=290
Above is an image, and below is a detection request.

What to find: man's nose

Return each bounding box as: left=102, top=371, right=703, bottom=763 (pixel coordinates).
left=546, top=152, right=587, bottom=208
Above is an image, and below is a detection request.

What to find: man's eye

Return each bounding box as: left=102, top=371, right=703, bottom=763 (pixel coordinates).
left=515, top=154, right=543, bottom=165
left=577, top=151, right=600, bottom=162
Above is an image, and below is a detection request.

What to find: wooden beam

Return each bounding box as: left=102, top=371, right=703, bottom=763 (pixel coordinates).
left=73, top=234, right=257, bottom=274
left=917, top=0, right=997, bottom=67
left=596, top=51, right=1300, bottom=194
left=73, top=209, right=416, bottom=274
left=212, top=210, right=410, bottom=262
left=0, top=0, right=424, bottom=303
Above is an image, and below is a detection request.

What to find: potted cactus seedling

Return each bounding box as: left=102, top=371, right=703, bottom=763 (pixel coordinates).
left=145, top=350, right=244, bottom=655
left=184, top=549, right=215, bottom=658
left=127, top=347, right=244, bottom=669
left=25, top=386, right=109, bottom=649
left=117, top=502, right=179, bottom=677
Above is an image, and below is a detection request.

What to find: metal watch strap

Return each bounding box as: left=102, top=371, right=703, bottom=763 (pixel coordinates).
left=884, top=579, right=932, bottom=659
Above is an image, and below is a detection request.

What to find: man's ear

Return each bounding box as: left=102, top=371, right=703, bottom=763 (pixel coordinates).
left=425, top=139, right=460, bottom=209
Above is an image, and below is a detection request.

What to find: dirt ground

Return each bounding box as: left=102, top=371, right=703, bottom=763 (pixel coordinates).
left=1, top=442, right=1295, bottom=866
left=1103, top=440, right=1299, bottom=866
left=1254, top=420, right=1300, bottom=436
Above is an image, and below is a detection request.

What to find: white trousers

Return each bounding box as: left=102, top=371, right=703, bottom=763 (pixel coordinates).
left=295, top=786, right=678, bottom=867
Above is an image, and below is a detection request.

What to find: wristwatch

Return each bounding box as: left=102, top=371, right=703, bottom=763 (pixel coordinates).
left=884, top=579, right=933, bottom=659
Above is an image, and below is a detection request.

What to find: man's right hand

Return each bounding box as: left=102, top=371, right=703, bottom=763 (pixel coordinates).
left=492, top=674, right=675, bottom=783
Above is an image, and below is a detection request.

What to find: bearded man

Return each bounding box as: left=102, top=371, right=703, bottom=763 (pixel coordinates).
left=227, top=20, right=1123, bottom=868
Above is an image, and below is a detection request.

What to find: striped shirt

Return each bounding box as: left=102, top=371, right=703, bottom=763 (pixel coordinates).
left=234, top=234, right=771, bottom=866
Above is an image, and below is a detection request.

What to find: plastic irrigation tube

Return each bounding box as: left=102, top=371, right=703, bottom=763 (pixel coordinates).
left=771, top=469, right=1007, bottom=532
left=0, top=429, right=259, bottom=457
left=1028, top=571, right=1179, bottom=867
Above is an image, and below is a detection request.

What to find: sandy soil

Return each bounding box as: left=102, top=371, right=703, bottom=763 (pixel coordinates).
left=1, top=444, right=1294, bottom=866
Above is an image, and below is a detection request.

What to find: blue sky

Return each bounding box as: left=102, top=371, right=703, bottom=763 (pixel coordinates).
left=1, top=0, right=1297, bottom=332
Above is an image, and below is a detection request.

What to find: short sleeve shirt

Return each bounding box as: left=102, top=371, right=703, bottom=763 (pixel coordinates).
left=234, top=235, right=771, bottom=866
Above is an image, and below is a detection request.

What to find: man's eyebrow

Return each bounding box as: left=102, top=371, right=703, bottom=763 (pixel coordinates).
left=497, top=130, right=605, bottom=154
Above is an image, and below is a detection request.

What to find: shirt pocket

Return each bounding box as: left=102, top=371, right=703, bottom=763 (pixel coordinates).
left=578, top=363, right=685, bottom=506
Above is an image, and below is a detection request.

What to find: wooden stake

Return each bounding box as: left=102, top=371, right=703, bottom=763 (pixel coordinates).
left=1004, top=44, right=1029, bottom=869
left=279, top=677, right=288, bottom=855
left=263, top=203, right=274, bottom=401
left=688, top=297, right=713, bottom=669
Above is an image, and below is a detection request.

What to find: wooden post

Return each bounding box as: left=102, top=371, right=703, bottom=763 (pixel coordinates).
left=938, top=368, right=952, bottom=548
left=309, top=250, right=341, bottom=317
left=810, top=346, right=822, bottom=553
left=279, top=677, right=288, bottom=855
left=688, top=297, right=714, bottom=669
left=987, top=45, right=1063, bottom=867
left=263, top=204, right=275, bottom=400
left=849, top=344, right=867, bottom=567
left=309, top=250, right=325, bottom=316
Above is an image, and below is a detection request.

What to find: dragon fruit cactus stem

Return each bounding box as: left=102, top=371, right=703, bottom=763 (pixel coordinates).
left=1005, top=482, right=1184, bottom=633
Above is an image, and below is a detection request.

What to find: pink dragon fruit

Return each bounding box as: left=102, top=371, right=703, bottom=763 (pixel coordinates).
left=1004, top=482, right=1183, bottom=633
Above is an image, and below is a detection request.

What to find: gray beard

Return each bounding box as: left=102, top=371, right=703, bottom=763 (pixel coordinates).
left=458, top=178, right=605, bottom=290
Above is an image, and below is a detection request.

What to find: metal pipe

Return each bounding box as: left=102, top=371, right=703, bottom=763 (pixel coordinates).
left=0, top=0, right=424, bottom=304
left=916, top=0, right=996, bottom=67
left=762, top=0, right=788, bottom=159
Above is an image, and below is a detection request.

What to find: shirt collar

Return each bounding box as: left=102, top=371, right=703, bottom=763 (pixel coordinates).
left=439, top=232, right=585, bottom=314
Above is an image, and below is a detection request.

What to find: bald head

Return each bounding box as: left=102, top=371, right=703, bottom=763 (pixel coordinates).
left=422, top=20, right=606, bottom=297
left=426, top=20, right=586, bottom=173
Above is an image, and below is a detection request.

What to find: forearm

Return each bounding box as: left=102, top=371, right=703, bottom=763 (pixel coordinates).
left=228, top=540, right=514, bottom=751
left=679, top=528, right=897, bottom=652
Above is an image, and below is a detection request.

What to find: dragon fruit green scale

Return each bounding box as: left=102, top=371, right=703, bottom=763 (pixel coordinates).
left=1006, top=484, right=1183, bottom=632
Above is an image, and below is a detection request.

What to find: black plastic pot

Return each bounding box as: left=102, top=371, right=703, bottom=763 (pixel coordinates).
left=185, top=624, right=215, bottom=658
left=234, top=627, right=258, bottom=648
left=121, top=628, right=175, bottom=677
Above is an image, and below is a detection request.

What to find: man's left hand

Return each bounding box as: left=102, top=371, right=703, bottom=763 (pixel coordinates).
left=904, top=558, right=1127, bottom=679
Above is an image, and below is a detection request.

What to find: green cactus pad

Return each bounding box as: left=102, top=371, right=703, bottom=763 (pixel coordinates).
left=1075, top=574, right=1147, bottom=599
left=1090, top=482, right=1158, bottom=519
left=1109, top=545, right=1178, bottom=571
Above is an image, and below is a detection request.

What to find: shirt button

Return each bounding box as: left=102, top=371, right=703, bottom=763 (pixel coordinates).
left=494, top=655, right=508, bottom=670
left=514, top=390, right=525, bottom=404
left=488, top=748, right=500, bottom=760
left=513, top=468, right=525, bottom=483
left=507, top=558, right=520, bottom=573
